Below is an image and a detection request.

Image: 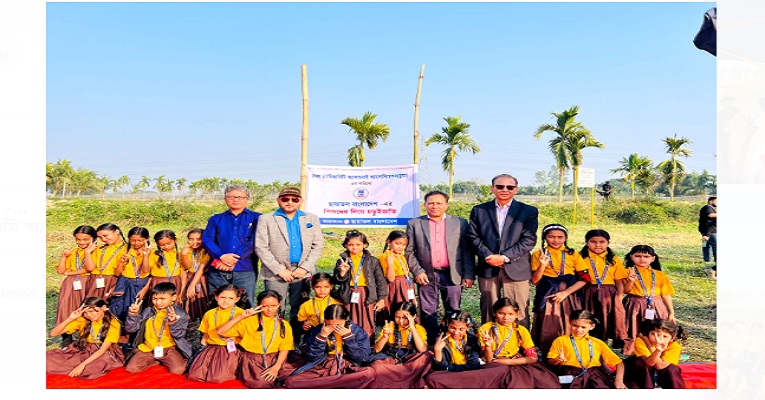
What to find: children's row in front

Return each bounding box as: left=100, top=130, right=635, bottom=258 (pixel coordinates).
left=47, top=283, right=687, bottom=389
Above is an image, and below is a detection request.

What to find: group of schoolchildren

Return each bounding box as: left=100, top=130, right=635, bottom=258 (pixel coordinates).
left=46, top=222, right=689, bottom=389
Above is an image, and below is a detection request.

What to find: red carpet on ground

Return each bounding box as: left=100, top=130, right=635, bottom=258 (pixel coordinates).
left=46, top=363, right=716, bottom=389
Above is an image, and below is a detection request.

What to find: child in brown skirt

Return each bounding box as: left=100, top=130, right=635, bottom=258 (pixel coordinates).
left=83, top=223, right=128, bottom=299
left=285, top=304, right=388, bottom=389
left=47, top=296, right=125, bottom=379
left=55, top=225, right=96, bottom=328
left=624, top=318, right=687, bottom=389
left=187, top=284, right=248, bottom=383
left=547, top=310, right=626, bottom=389
left=142, top=230, right=186, bottom=304
left=217, top=290, right=302, bottom=388
left=370, top=301, right=433, bottom=388
left=180, top=228, right=211, bottom=321
left=109, top=227, right=152, bottom=323
left=377, top=230, right=416, bottom=324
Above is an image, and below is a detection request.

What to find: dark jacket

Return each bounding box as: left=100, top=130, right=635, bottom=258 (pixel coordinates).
left=291, top=322, right=388, bottom=375
left=431, top=333, right=482, bottom=372
left=332, top=250, right=388, bottom=305
left=125, top=304, right=192, bottom=359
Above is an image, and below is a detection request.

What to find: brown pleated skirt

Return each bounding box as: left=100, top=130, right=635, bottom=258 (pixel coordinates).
left=505, top=362, right=563, bottom=389
left=346, top=286, right=376, bottom=339
left=284, top=355, right=377, bottom=389
left=84, top=275, right=118, bottom=299
left=623, top=355, right=686, bottom=389
left=187, top=344, right=241, bottom=383
left=369, top=351, right=433, bottom=388
left=183, top=272, right=209, bottom=321
left=423, top=361, right=512, bottom=389
left=56, top=275, right=90, bottom=325
left=558, top=365, right=616, bottom=389
left=622, top=295, right=669, bottom=355
left=238, top=351, right=303, bottom=389
left=532, top=283, right=582, bottom=354
left=581, top=284, right=627, bottom=342
left=46, top=342, right=125, bottom=380
left=378, top=276, right=413, bottom=324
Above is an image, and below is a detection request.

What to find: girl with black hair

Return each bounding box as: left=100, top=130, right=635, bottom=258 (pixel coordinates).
left=55, top=225, right=97, bottom=326
left=217, top=290, right=301, bottom=388
left=83, top=223, right=127, bottom=299
left=547, top=309, right=626, bottom=389
left=187, top=284, right=249, bottom=383
left=285, top=304, right=387, bottom=388
left=295, top=272, right=342, bottom=347
left=109, top=226, right=152, bottom=322
left=46, top=296, right=125, bottom=379
left=142, top=230, right=186, bottom=304
left=180, top=228, right=211, bottom=321
left=624, top=318, right=687, bottom=388
left=377, top=230, right=415, bottom=323
left=577, top=229, right=629, bottom=345
left=369, top=301, right=433, bottom=388
left=530, top=223, right=586, bottom=354
left=621, top=244, right=676, bottom=355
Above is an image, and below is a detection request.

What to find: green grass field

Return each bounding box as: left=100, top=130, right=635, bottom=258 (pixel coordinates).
left=45, top=198, right=716, bottom=362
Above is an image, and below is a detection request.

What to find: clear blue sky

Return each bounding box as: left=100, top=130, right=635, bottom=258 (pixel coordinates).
left=46, top=1, right=716, bottom=188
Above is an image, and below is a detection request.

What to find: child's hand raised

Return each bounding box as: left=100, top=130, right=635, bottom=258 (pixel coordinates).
left=68, top=305, right=86, bottom=320
left=405, top=313, right=417, bottom=330
left=434, top=333, right=448, bottom=352
left=333, top=323, right=352, bottom=337
left=556, top=348, right=567, bottom=363
left=627, top=268, right=638, bottom=282
left=128, top=299, right=141, bottom=315
left=62, top=249, right=72, bottom=258
left=320, top=323, right=334, bottom=337
left=337, top=257, right=350, bottom=276
left=85, top=242, right=97, bottom=253
left=120, top=254, right=130, bottom=264
left=382, top=321, right=393, bottom=337
left=141, top=247, right=151, bottom=255
left=181, top=242, right=192, bottom=255
left=167, top=306, right=178, bottom=323
left=242, top=306, right=262, bottom=318
left=480, top=330, right=495, bottom=347
left=538, top=252, right=551, bottom=266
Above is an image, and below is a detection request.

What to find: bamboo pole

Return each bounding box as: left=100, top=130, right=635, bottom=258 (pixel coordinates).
left=300, top=64, right=309, bottom=210
left=413, top=65, right=425, bottom=164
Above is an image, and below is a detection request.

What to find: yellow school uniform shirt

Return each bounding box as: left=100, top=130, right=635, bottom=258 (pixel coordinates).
left=447, top=337, right=468, bottom=365
left=148, top=250, right=182, bottom=277
left=137, top=307, right=178, bottom=352
left=183, top=249, right=211, bottom=273
left=633, top=337, right=682, bottom=365
left=625, top=266, right=675, bottom=297
left=376, top=323, right=428, bottom=348
left=378, top=250, right=409, bottom=277
left=531, top=248, right=582, bottom=278
left=324, top=332, right=347, bottom=355
left=228, top=315, right=294, bottom=354
left=548, top=334, right=623, bottom=368
left=575, top=253, right=628, bottom=285
left=64, top=316, right=121, bottom=344
left=477, top=322, right=534, bottom=358
left=198, top=306, right=245, bottom=346
left=349, top=253, right=367, bottom=287
left=297, top=296, right=342, bottom=327
left=65, top=248, right=91, bottom=276
left=93, top=243, right=127, bottom=276
left=121, top=248, right=150, bottom=279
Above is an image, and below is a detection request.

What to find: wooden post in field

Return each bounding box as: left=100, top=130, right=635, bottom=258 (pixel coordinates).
left=300, top=64, right=309, bottom=210
left=413, top=65, right=425, bottom=164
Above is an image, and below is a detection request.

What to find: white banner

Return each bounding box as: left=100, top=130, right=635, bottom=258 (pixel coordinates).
left=578, top=167, right=595, bottom=188
left=305, top=164, right=419, bottom=228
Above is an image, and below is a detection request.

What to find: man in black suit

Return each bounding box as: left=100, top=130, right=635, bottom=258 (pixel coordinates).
left=467, top=174, right=538, bottom=327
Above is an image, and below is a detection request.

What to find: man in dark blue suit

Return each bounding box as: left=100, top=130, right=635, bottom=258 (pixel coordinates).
left=467, top=174, right=538, bottom=327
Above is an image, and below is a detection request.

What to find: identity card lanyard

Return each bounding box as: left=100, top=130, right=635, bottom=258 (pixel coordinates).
left=635, top=268, right=656, bottom=308
left=589, top=257, right=609, bottom=289
left=89, top=321, right=107, bottom=348
left=151, top=313, right=170, bottom=357
left=191, top=250, right=201, bottom=273
left=395, top=327, right=413, bottom=349
left=350, top=256, right=365, bottom=290
left=162, top=251, right=179, bottom=283
left=453, top=337, right=467, bottom=355
left=98, top=243, right=125, bottom=275
left=313, top=297, right=324, bottom=324
left=130, top=252, right=141, bottom=281
left=547, top=251, right=566, bottom=276
left=215, top=307, right=237, bottom=353
left=393, top=253, right=413, bottom=286
left=74, top=251, right=85, bottom=283
left=329, top=333, right=343, bottom=375
left=259, top=316, right=279, bottom=369
left=569, top=334, right=593, bottom=378
left=492, top=323, right=513, bottom=358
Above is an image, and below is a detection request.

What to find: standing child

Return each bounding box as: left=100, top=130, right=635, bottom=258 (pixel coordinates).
left=181, top=228, right=211, bottom=321
left=285, top=304, right=387, bottom=389
left=55, top=225, right=96, bottom=326
left=109, top=227, right=152, bottom=323
left=46, top=297, right=125, bottom=379
left=530, top=224, right=586, bottom=354
left=217, top=290, right=302, bottom=388
left=624, top=318, right=687, bottom=389
left=187, top=284, right=248, bottom=383
left=621, top=244, right=676, bottom=355
left=333, top=229, right=387, bottom=340
left=124, top=282, right=191, bottom=375
left=377, top=230, right=416, bottom=324
left=576, top=229, right=629, bottom=345
left=83, top=223, right=127, bottom=299
left=477, top=298, right=561, bottom=388
left=547, top=309, right=627, bottom=389
left=296, top=273, right=342, bottom=347
left=370, top=301, right=433, bottom=388
left=142, top=230, right=186, bottom=303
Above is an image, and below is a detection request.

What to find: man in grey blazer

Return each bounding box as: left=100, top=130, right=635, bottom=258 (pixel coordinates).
left=467, top=174, right=538, bottom=328
left=255, top=186, right=324, bottom=338
left=406, top=190, right=475, bottom=345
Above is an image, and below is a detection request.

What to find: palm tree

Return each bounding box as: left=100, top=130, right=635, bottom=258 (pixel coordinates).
left=116, top=175, right=131, bottom=198
left=341, top=112, right=390, bottom=167
left=425, top=116, right=481, bottom=198
left=136, top=176, right=151, bottom=193
left=48, top=159, right=75, bottom=197
left=70, top=169, right=100, bottom=196
left=611, top=153, right=653, bottom=199
left=657, top=134, right=693, bottom=200
left=176, top=178, right=187, bottom=195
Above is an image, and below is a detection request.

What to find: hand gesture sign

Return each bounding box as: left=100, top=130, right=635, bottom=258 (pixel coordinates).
left=242, top=306, right=262, bottom=319
left=480, top=330, right=495, bottom=347
left=627, top=268, right=638, bottom=283
left=120, top=254, right=130, bottom=265
left=538, top=252, right=551, bottom=268
left=382, top=321, right=394, bottom=337
left=141, top=247, right=151, bottom=256
left=62, top=249, right=72, bottom=258
left=337, top=257, right=351, bottom=276
left=128, top=297, right=142, bottom=315
left=556, top=348, right=567, bottom=363
left=181, top=241, right=192, bottom=255
left=167, top=306, right=178, bottom=323
left=434, top=333, right=448, bottom=352
left=68, top=304, right=87, bottom=320
left=85, top=242, right=97, bottom=254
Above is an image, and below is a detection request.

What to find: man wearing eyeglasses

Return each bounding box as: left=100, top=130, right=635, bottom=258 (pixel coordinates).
left=202, top=184, right=261, bottom=307
left=255, top=186, right=324, bottom=344
left=467, top=174, right=538, bottom=328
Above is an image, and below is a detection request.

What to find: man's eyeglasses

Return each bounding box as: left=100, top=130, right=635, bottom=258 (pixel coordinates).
left=279, top=196, right=301, bottom=203
left=225, top=196, right=248, bottom=200
left=493, top=185, right=517, bottom=190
